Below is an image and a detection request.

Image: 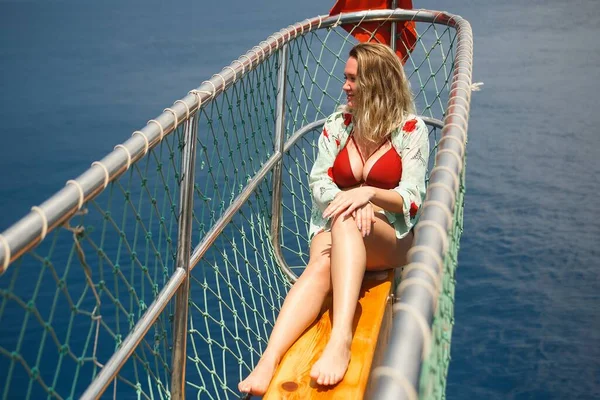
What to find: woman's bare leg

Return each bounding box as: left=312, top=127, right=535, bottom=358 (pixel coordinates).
left=309, top=214, right=413, bottom=386
left=238, top=232, right=333, bottom=395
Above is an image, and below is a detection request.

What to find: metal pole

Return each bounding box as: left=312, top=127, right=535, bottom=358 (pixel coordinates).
left=80, top=269, right=187, bottom=400
left=170, top=114, right=199, bottom=399
left=390, top=0, right=398, bottom=52
left=270, top=44, right=292, bottom=282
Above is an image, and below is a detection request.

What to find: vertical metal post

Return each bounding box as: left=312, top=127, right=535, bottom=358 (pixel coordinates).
left=390, top=0, right=398, bottom=52
left=270, top=44, right=295, bottom=282
left=170, top=114, right=199, bottom=399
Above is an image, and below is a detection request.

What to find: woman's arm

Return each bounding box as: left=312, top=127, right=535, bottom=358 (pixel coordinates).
left=391, top=117, right=430, bottom=226
left=323, top=117, right=429, bottom=222
left=323, top=185, right=403, bottom=219
left=365, top=187, right=404, bottom=213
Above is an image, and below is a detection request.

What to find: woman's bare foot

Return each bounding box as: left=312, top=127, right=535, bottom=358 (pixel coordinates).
left=309, top=334, right=352, bottom=386
left=238, top=354, right=279, bottom=395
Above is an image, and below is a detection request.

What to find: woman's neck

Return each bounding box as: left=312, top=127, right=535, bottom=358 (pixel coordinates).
left=352, top=130, right=389, bottom=160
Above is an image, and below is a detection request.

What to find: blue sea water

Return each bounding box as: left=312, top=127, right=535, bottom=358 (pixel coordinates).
left=1, top=0, right=599, bottom=399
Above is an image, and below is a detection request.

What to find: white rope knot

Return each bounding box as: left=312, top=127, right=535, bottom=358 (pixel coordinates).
left=436, top=148, right=464, bottom=173
left=31, top=206, right=49, bottom=240
left=430, top=165, right=460, bottom=193
left=240, top=53, right=252, bottom=66
left=273, top=32, right=285, bottom=46
left=471, top=81, right=484, bottom=91
left=66, top=179, right=85, bottom=210
left=223, top=66, right=237, bottom=82
left=402, top=262, right=442, bottom=295
left=202, top=80, right=218, bottom=96
left=114, top=144, right=132, bottom=171
left=252, top=45, right=266, bottom=61
left=0, top=234, right=10, bottom=273
left=398, top=277, right=439, bottom=312
left=442, top=122, right=468, bottom=144
left=438, top=135, right=465, bottom=160
left=332, top=13, right=343, bottom=28
left=449, top=85, right=472, bottom=100
left=407, top=245, right=444, bottom=275
left=452, top=72, right=472, bottom=87
left=370, top=366, right=417, bottom=400
left=163, top=107, right=178, bottom=131
left=446, top=103, right=470, bottom=123
left=392, top=302, right=432, bottom=360
left=305, top=18, right=312, bottom=32
left=425, top=182, right=456, bottom=207
left=174, top=100, right=190, bottom=120
left=189, top=90, right=203, bottom=110
left=421, top=200, right=453, bottom=231
left=443, top=111, right=468, bottom=129
left=212, top=73, right=227, bottom=89
left=259, top=40, right=271, bottom=55
left=147, top=119, right=165, bottom=141
left=292, top=23, right=300, bottom=37
left=131, top=130, right=149, bottom=155
left=91, top=161, right=110, bottom=189
left=232, top=59, right=245, bottom=76
left=415, top=220, right=449, bottom=253
left=189, top=89, right=213, bottom=111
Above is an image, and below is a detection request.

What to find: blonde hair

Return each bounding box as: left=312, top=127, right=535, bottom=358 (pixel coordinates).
left=345, top=43, right=415, bottom=144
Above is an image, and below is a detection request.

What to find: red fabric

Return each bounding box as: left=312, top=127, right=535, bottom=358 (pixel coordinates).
left=409, top=201, right=419, bottom=218
left=332, top=136, right=403, bottom=190
left=403, top=118, right=418, bottom=133
left=329, top=0, right=417, bottom=64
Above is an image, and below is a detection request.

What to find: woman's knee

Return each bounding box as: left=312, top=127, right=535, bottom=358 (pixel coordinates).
left=302, top=256, right=331, bottom=292
left=330, top=213, right=358, bottom=236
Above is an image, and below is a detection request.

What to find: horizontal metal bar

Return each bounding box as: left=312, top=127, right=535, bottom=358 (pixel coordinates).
left=0, top=8, right=472, bottom=400
left=282, top=119, right=327, bottom=153
left=420, top=116, right=444, bottom=130
left=188, top=116, right=358, bottom=272
left=80, top=268, right=187, bottom=400
left=282, top=117, right=442, bottom=155
left=189, top=152, right=283, bottom=270
left=0, top=8, right=461, bottom=273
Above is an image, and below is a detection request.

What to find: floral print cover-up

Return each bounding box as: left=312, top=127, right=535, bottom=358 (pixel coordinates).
left=308, top=111, right=430, bottom=240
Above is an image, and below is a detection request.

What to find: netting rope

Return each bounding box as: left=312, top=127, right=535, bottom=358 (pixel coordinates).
left=0, top=10, right=472, bottom=400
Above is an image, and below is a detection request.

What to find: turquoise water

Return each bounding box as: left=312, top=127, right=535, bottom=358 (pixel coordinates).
left=1, top=0, right=599, bottom=398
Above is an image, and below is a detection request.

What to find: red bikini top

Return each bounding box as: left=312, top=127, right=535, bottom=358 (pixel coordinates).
left=332, top=135, right=402, bottom=189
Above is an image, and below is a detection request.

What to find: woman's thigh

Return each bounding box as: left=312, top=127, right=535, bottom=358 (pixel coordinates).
left=301, top=232, right=333, bottom=290
left=309, top=231, right=332, bottom=261
left=312, top=214, right=413, bottom=271
left=363, top=214, right=413, bottom=270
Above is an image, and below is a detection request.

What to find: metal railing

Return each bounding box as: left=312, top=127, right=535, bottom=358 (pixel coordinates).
left=0, top=9, right=472, bottom=400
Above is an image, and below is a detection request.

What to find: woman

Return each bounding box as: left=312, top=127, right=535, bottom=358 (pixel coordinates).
left=239, top=42, right=429, bottom=394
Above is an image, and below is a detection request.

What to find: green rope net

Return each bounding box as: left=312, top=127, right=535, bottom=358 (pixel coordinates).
left=0, top=12, right=467, bottom=400
left=0, top=129, right=183, bottom=399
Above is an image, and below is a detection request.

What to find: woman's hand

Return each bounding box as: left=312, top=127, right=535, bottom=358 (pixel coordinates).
left=323, top=186, right=375, bottom=220
left=352, top=202, right=376, bottom=237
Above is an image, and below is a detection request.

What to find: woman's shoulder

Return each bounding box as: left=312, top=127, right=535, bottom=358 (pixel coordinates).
left=325, top=110, right=352, bottom=126
left=392, top=114, right=426, bottom=136
left=324, top=110, right=353, bottom=138
left=391, top=114, right=428, bottom=148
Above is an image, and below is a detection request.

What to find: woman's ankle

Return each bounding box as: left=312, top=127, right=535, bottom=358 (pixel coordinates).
left=259, top=349, right=281, bottom=365
left=329, top=328, right=353, bottom=346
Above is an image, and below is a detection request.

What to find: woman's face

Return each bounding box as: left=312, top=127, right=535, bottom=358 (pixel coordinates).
left=343, top=56, right=358, bottom=108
